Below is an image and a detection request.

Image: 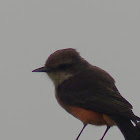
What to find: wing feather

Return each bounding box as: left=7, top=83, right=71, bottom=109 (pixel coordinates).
left=57, top=68, right=133, bottom=117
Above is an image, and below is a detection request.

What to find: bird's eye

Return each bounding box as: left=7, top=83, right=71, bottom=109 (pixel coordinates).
left=58, top=64, right=71, bottom=70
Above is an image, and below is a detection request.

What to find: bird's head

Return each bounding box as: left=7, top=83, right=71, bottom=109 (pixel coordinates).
left=32, top=48, right=88, bottom=86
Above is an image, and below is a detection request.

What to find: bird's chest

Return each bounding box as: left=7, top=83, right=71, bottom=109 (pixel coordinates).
left=55, top=90, right=72, bottom=113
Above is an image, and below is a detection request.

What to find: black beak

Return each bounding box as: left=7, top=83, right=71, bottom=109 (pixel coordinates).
left=32, top=67, right=46, bottom=72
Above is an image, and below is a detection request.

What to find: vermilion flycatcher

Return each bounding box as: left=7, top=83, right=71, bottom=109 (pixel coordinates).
left=32, top=48, right=140, bottom=140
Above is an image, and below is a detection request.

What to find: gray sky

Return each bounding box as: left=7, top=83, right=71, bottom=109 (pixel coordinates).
left=0, top=0, right=140, bottom=140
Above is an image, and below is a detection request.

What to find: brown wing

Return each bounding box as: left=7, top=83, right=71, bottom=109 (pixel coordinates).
left=56, top=68, right=133, bottom=118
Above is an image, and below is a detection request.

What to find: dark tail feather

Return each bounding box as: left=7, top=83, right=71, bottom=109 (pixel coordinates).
left=135, top=122, right=140, bottom=133
left=133, top=114, right=140, bottom=133
left=110, top=116, right=140, bottom=140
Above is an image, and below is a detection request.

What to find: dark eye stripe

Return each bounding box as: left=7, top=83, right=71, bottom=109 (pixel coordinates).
left=58, top=64, right=73, bottom=70
left=47, top=63, right=73, bottom=72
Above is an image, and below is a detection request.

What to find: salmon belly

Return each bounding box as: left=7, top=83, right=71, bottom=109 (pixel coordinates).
left=69, top=106, right=115, bottom=126
left=55, top=91, right=115, bottom=126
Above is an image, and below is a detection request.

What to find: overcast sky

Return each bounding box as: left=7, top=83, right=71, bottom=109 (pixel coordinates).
left=0, top=0, right=140, bottom=140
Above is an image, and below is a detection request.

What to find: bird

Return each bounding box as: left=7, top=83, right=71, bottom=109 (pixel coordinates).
left=32, top=48, right=140, bottom=140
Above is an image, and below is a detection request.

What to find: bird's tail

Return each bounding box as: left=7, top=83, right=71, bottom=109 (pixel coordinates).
left=132, top=114, right=140, bottom=133
left=135, top=121, right=140, bottom=133
left=111, top=116, right=140, bottom=140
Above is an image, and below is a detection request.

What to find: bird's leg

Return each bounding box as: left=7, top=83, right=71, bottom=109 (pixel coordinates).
left=100, top=126, right=110, bottom=140
left=76, top=124, right=87, bottom=140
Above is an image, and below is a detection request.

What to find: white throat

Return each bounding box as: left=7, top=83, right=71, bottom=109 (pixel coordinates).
left=47, top=72, right=73, bottom=86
